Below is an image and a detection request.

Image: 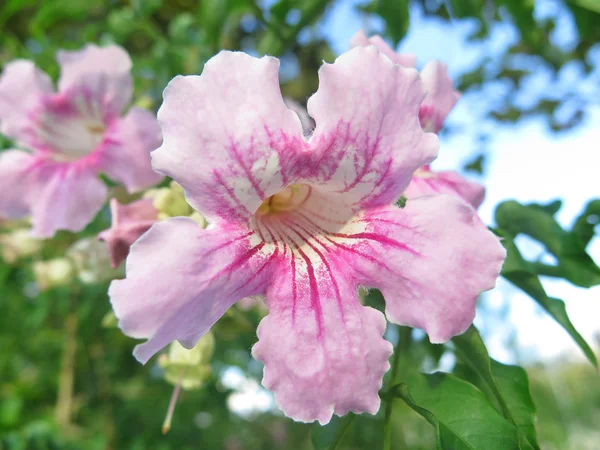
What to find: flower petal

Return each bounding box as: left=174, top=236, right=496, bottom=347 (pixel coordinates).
left=307, top=46, right=438, bottom=210
left=419, top=61, right=461, bottom=132
left=351, top=196, right=505, bottom=343
left=29, top=163, right=107, bottom=237
left=109, top=218, right=276, bottom=363
left=153, top=51, right=305, bottom=224
left=252, top=221, right=392, bottom=424
left=0, top=150, right=41, bottom=218
left=349, top=30, right=416, bottom=67
left=99, top=107, right=163, bottom=192
left=56, top=44, right=133, bottom=116
left=98, top=198, right=158, bottom=268
left=404, top=169, right=485, bottom=209
left=0, top=61, right=53, bottom=145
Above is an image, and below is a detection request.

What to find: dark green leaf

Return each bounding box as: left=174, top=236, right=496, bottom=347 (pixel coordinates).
left=452, top=327, right=539, bottom=449
left=393, top=373, right=534, bottom=450
left=311, top=414, right=355, bottom=450
left=490, top=361, right=539, bottom=450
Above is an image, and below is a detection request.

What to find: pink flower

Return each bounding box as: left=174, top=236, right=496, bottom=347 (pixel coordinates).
left=109, top=48, right=506, bottom=424
left=350, top=30, right=460, bottom=133
left=404, top=165, right=485, bottom=209
left=0, top=44, right=162, bottom=237
left=98, top=198, right=158, bottom=269
left=350, top=30, right=417, bottom=68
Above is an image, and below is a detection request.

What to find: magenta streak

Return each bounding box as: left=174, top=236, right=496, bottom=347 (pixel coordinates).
left=331, top=232, right=420, bottom=256
left=295, top=246, right=325, bottom=338
left=261, top=216, right=288, bottom=258
left=228, top=137, right=265, bottom=198
left=357, top=216, right=421, bottom=234
left=291, top=213, right=395, bottom=275
left=268, top=219, right=298, bottom=323
left=202, top=231, right=253, bottom=258
left=421, top=177, right=443, bottom=193
left=281, top=218, right=345, bottom=323
left=343, top=134, right=381, bottom=193
left=212, top=170, right=251, bottom=220
left=295, top=207, right=348, bottom=227
left=230, top=247, right=278, bottom=297
left=206, top=242, right=266, bottom=286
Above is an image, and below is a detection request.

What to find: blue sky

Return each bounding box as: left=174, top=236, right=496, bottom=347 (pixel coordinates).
left=320, top=0, right=600, bottom=364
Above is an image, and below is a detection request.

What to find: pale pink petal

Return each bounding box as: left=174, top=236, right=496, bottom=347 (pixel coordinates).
left=350, top=196, right=505, bottom=343
left=252, top=250, right=392, bottom=424
left=404, top=168, right=485, bottom=209
left=0, top=150, right=41, bottom=218
left=99, top=107, right=163, bottom=192
left=29, top=164, right=107, bottom=237
left=349, top=30, right=416, bottom=67
left=56, top=44, right=133, bottom=116
left=98, top=198, right=158, bottom=268
left=307, top=46, right=438, bottom=210
left=0, top=61, right=53, bottom=145
left=109, top=218, right=276, bottom=363
left=419, top=61, right=461, bottom=132
left=153, top=51, right=305, bottom=224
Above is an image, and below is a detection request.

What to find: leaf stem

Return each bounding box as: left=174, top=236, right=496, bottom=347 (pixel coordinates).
left=383, top=327, right=412, bottom=450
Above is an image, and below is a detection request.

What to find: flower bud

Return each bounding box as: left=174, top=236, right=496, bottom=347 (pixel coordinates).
left=34, top=258, right=74, bottom=291
left=158, top=332, right=215, bottom=390
left=67, top=237, right=121, bottom=284
left=152, top=181, right=193, bottom=218
left=0, top=229, right=43, bottom=263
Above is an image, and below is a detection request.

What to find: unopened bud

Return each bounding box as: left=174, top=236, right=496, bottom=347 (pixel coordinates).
left=0, top=229, right=43, bottom=263
left=34, top=258, right=74, bottom=291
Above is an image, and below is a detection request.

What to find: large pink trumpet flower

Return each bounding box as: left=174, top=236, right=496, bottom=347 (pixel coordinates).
left=0, top=44, right=162, bottom=237
left=110, top=47, right=506, bottom=424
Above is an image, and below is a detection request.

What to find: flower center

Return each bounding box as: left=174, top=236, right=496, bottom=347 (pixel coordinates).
left=250, top=184, right=364, bottom=249
left=256, top=184, right=311, bottom=215
left=32, top=94, right=108, bottom=162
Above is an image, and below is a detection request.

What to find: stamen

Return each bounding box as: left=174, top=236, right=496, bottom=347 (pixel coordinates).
left=162, top=369, right=185, bottom=434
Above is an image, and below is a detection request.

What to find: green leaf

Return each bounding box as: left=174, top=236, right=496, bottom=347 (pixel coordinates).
left=489, top=361, right=539, bottom=450
left=452, top=328, right=515, bottom=421
left=452, top=327, right=539, bottom=449
left=393, top=373, right=534, bottom=450
left=495, top=200, right=600, bottom=287
left=311, top=414, right=355, bottom=450
left=499, top=232, right=598, bottom=367
left=571, top=199, right=600, bottom=247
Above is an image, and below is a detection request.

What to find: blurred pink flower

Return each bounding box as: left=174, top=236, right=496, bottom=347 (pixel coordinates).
left=350, top=30, right=460, bottom=133
left=98, top=198, right=158, bottom=269
left=404, top=165, right=485, bottom=209
left=0, top=44, right=162, bottom=237
left=109, top=48, right=505, bottom=424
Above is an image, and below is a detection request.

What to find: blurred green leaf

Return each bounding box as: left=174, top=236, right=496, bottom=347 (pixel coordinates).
left=498, top=231, right=598, bottom=367
left=393, top=372, right=534, bottom=449
left=463, top=154, right=485, bottom=175
left=571, top=199, right=600, bottom=247
left=370, top=0, right=410, bottom=45
left=495, top=200, right=600, bottom=287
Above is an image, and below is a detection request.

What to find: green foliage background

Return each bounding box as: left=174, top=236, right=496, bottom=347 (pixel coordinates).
left=1, top=1, right=599, bottom=449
